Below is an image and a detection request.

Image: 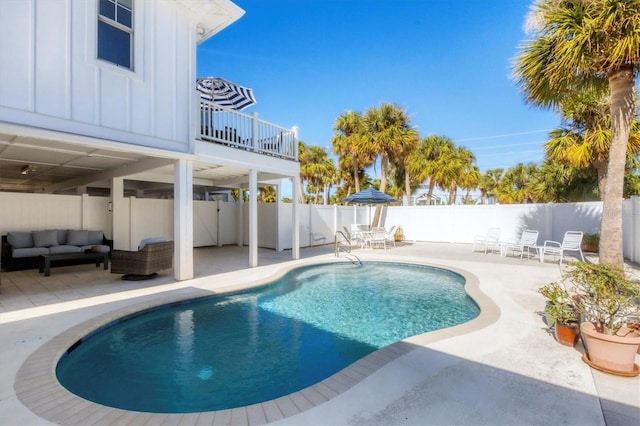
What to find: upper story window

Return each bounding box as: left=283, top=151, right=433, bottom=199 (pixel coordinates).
left=97, top=0, right=133, bottom=69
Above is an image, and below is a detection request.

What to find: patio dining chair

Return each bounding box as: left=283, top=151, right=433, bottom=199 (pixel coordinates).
left=472, top=228, right=501, bottom=254
left=503, top=230, right=539, bottom=259
left=541, top=231, right=584, bottom=264
left=370, top=228, right=388, bottom=250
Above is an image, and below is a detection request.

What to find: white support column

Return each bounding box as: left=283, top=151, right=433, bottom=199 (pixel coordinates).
left=237, top=190, right=244, bottom=247
left=276, top=181, right=283, bottom=252
left=249, top=169, right=258, bottom=267
left=174, top=159, right=194, bottom=281
left=291, top=176, right=300, bottom=260
left=111, top=177, right=128, bottom=250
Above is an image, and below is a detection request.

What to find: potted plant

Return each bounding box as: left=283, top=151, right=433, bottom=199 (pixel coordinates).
left=538, top=282, right=580, bottom=346
left=394, top=226, right=403, bottom=242
left=581, top=233, right=600, bottom=253
left=563, top=262, right=640, bottom=375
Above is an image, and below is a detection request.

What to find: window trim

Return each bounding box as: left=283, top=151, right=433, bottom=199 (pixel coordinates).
left=97, top=0, right=134, bottom=70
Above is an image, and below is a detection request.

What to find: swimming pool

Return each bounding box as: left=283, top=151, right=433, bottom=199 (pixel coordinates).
left=56, top=262, right=479, bottom=413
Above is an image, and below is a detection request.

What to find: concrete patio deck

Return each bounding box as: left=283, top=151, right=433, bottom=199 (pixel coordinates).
left=0, top=242, right=638, bottom=425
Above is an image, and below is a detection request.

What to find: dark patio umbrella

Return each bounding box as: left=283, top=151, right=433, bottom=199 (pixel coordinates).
left=342, top=188, right=398, bottom=205
left=196, top=77, right=257, bottom=111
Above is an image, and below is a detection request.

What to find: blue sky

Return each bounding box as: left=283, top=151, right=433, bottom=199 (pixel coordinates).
left=197, top=0, right=559, bottom=175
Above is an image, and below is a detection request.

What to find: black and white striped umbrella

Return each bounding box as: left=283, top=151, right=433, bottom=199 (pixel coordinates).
left=196, top=77, right=257, bottom=111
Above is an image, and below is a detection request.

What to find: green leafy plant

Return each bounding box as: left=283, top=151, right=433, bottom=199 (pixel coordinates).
left=583, top=233, right=600, bottom=246
left=582, top=233, right=600, bottom=252
left=394, top=226, right=403, bottom=239
left=563, top=262, right=640, bottom=335
left=538, top=282, right=579, bottom=325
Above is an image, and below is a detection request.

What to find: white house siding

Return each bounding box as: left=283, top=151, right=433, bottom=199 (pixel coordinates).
left=0, top=0, right=195, bottom=153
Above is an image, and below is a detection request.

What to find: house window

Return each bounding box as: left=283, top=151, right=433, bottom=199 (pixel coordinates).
left=97, top=0, right=133, bottom=69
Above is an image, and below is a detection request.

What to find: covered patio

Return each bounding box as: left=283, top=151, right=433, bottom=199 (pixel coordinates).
left=1, top=242, right=637, bottom=425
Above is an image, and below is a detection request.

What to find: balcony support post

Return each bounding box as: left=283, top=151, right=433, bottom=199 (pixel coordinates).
left=251, top=112, right=259, bottom=153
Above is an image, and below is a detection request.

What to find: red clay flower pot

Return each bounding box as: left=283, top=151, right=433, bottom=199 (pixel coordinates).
left=555, top=322, right=580, bottom=347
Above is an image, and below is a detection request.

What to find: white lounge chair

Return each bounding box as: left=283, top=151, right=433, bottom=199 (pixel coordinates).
left=541, top=231, right=585, bottom=264
left=385, top=225, right=398, bottom=248
left=504, top=230, right=539, bottom=259
left=472, top=228, right=501, bottom=254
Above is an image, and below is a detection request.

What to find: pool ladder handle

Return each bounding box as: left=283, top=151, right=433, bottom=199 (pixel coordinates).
left=334, top=231, right=362, bottom=265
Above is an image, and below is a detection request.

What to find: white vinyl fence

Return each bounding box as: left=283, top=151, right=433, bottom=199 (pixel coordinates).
left=1, top=191, right=640, bottom=264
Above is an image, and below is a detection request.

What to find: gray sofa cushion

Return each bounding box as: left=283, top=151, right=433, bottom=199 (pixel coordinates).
left=49, top=245, right=83, bottom=254
left=67, top=230, right=89, bottom=246
left=49, top=229, right=68, bottom=245
left=88, top=231, right=103, bottom=245
left=7, top=232, right=34, bottom=249
left=13, top=247, right=49, bottom=258
left=33, top=230, right=59, bottom=248
left=139, top=237, right=167, bottom=250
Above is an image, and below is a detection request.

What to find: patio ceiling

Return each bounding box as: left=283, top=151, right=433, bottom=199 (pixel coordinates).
left=0, top=131, right=264, bottom=196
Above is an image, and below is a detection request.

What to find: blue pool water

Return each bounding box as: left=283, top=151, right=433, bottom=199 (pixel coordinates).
left=56, top=262, right=479, bottom=413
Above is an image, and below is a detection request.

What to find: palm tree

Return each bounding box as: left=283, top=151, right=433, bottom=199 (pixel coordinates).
left=446, top=147, right=478, bottom=205
left=298, top=142, right=336, bottom=204
left=406, top=135, right=455, bottom=204
left=331, top=111, right=372, bottom=193
left=258, top=186, right=277, bottom=203
left=362, top=103, right=415, bottom=225
left=478, top=168, right=504, bottom=204
left=495, top=163, right=539, bottom=204
left=513, top=0, right=640, bottom=266
left=532, top=160, right=598, bottom=202
left=545, top=89, right=640, bottom=199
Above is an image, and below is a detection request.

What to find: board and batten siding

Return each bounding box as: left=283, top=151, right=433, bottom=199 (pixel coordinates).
left=0, top=0, right=196, bottom=153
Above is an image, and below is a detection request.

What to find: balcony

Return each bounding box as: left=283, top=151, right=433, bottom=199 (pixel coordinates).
left=199, top=100, right=298, bottom=161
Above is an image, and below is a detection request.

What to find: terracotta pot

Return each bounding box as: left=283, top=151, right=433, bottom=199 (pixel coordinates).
left=581, top=242, right=599, bottom=253
left=580, top=322, right=640, bottom=374
left=555, top=322, right=580, bottom=346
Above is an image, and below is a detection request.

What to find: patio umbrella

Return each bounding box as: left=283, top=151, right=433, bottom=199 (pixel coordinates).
left=342, top=188, right=398, bottom=205
left=196, top=76, right=257, bottom=111
left=343, top=188, right=398, bottom=226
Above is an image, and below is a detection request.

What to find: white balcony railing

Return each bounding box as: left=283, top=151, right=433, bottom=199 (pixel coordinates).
left=199, top=100, right=298, bottom=161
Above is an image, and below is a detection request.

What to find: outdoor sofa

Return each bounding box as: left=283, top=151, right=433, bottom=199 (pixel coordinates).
left=1, top=229, right=112, bottom=272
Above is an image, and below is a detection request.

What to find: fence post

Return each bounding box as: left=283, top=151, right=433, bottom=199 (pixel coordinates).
left=631, top=196, right=640, bottom=263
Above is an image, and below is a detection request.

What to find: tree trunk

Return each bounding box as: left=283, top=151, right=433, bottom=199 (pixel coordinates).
left=353, top=155, right=360, bottom=193
left=298, top=178, right=305, bottom=204
left=595, top=159, right=608, bottom=200
left=404, top=160, right=411, bottom=206
left=371, top=155, right=389, bottom=227
left=600, top=67, right=635, bottom=267
left=427, top=181, right=435, bottom=205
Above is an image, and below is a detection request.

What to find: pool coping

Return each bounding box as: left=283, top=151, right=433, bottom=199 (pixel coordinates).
left=14, top=258, right=500, bottom=425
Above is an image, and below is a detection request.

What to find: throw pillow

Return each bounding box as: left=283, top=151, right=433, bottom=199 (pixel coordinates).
left=33, top=230, right=59, bottom=248
left=7, top=231, right=34, bottom=249
left=67, top=230, right=89, bottom=246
